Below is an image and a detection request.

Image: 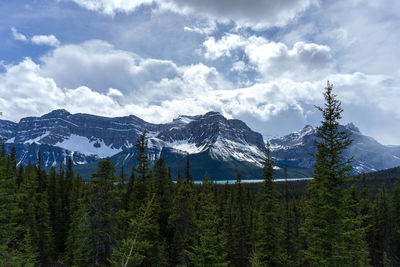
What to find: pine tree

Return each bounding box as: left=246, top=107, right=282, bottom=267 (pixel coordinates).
left=359, top=174, right=373, bottom=265
left=110, top=194, right=156, bottom=267
left=130, top=130, right=151, bottom=213
left=185, top=152, right=193, bottom=183
left=87, top=158, right=121, bottom=266
left=169, top=172, right=196, bottom=266
left=370, top=184, right=392, bottom=266
left=34, top=163, right=54, bottom=266
left=65, top=195, right=92, bottom=267
left=123, top=165, right=136, bottom=212
left=124, top=131, right=166, bottom=266
left=302, top=81, right=367, bottom=266
left=153, top=158, right=173, bottom=245
left=54, top=164, right=67, bottom=261
left=230, top=172, right=251, bottom=267
left=0, top=147, right=37, bottom=265
left=251, top=142, right=286, bottom=266
left=221, top=182, right=234, bottom=265
left=190, top=174, right=228, bottom=266
left=390, top=182, right=400, bottom=265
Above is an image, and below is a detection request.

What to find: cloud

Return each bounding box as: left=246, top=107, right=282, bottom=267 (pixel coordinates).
left=1, top=40, right=399, bottom=144
left=38, top=40, right=181, bottom=97
left=10, top=27, right=60, bottom=47
left=67, top=0, right=317, bottom=29
left=107, top=88, right=123, bottom=97
left=183, top=20, right=217, bottom=35
left=280, top=0, right=400, bottom=76
left=1, top=54, right=395, bottom=125
left=203, top=34, right=246, bottom=59
left=31, top=34, right=61, bottom=47
left=11, top=27, right=28, bottom=42
left=68, top=0, right=153, bottom=16
left=203, top=34, right=333, bottom=81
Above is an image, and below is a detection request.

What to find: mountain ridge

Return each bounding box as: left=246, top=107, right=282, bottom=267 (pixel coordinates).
left=1, top=109, right=400, bottom=179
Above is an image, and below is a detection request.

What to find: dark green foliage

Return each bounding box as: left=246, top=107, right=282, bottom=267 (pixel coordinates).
left=251, top=142, right=286, bottom=266
left=190, top=174, right=228, bottom=266
left=86, top=158, right=122, bottom=266
left=0, top=147, right=37, bottom=265
left=169, top=173, right=197, bottom=266
left=370, top=185, right=393, bottom=266
left=129, top=131, right=151, bottom=213
left=302, top=82, right=367, bottom=266
left=111, top=195, right=156, bottom=267
left=153, top=158, right=173, bottom=245
left=228, top=172, right=252, bottom=266
left=390, top=182, right=400, bottom=265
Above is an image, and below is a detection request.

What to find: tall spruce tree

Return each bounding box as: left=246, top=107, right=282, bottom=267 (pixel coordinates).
left=251, top=142, right=286, bottom=266
left=153, top=158, right=173, bottom=246
left=87, top=158, right=121, bottom=266
left=0, top=147, right=37, bottom=265
left=229, top=172, right=251, bottom=267
left=370, top=184, right=393, bottom=266
left=390, top=182, right=400, bottom=265
left=190, top=174, right=228, bottom=266
left=111, top=194, right=157, bottom=267
left=129, top=130, right=151, bottom=213
left=169, top=172, right=196, bottom=266
left=302, top=81, right=367, bottom=266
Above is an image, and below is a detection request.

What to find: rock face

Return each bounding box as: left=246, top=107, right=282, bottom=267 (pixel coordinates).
left=0, top=119, right=17, bottom=140
left=270, top=123, right=400, bottom=173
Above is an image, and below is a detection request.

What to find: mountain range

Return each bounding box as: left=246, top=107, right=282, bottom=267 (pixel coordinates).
left=1, top=109, right=399, bottom=180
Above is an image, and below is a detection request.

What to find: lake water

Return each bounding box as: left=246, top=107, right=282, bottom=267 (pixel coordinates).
left=187, top=177, right=313, bottom=184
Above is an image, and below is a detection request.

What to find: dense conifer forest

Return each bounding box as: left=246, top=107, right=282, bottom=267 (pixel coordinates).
left=1, top=83, right=400, bottom=266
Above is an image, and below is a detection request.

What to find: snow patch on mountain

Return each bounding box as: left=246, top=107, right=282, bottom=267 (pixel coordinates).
left=5, top=137, right=15, bottom=143
left=55, top=134, right=121, bottom=157
left=167, top=140, right=206, bottom=154
left=24, top=131, right=51, bottom=144
left=210, top=137, right=264, bottom=167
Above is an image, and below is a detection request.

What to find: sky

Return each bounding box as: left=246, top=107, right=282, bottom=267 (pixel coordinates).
left=0, top=0, right=400, bottom=144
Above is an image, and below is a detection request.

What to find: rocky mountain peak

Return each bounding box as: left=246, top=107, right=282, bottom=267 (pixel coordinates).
left=345, top=122, right=361, bottom=134
left=42, top=109, right=71, bottom=118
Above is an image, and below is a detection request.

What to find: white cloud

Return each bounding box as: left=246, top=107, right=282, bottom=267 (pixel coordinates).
left=280, top=0, right=400, bottom=76
left=1, top=55, right=396, bottom=125
left=31, top=34, right=61, bottom=47
left=230, top=61, right=249, bottom=73
left=107, top=88, right=123, bottom=97
left=10, top=27, right=60, bottom=47
left=68, top=0, right=317, bottom=29
left=11, top=27, right=28, bottom=42
left=39, top=40, right=179, bottom=96
left=1, top=40, right=399, bottom=144
left=183, top=20, right=217, bottom=35
left=68, top=0, right=153, bottom=16
left=203, top=34, right=246, bottom=60
left=203, top=34, right=333, bottom=81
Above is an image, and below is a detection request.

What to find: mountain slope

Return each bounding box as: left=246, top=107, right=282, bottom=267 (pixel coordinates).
left=270, top=123, right=400, bottom=173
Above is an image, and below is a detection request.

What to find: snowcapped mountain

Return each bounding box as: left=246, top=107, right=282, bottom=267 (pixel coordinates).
left=270, top=123, right=400, bottom=173
left=2, top=109, right=400, bottom=179
left=1, top=110, right=266, bottom=178
left=92, top=111, right=267, bottom=180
